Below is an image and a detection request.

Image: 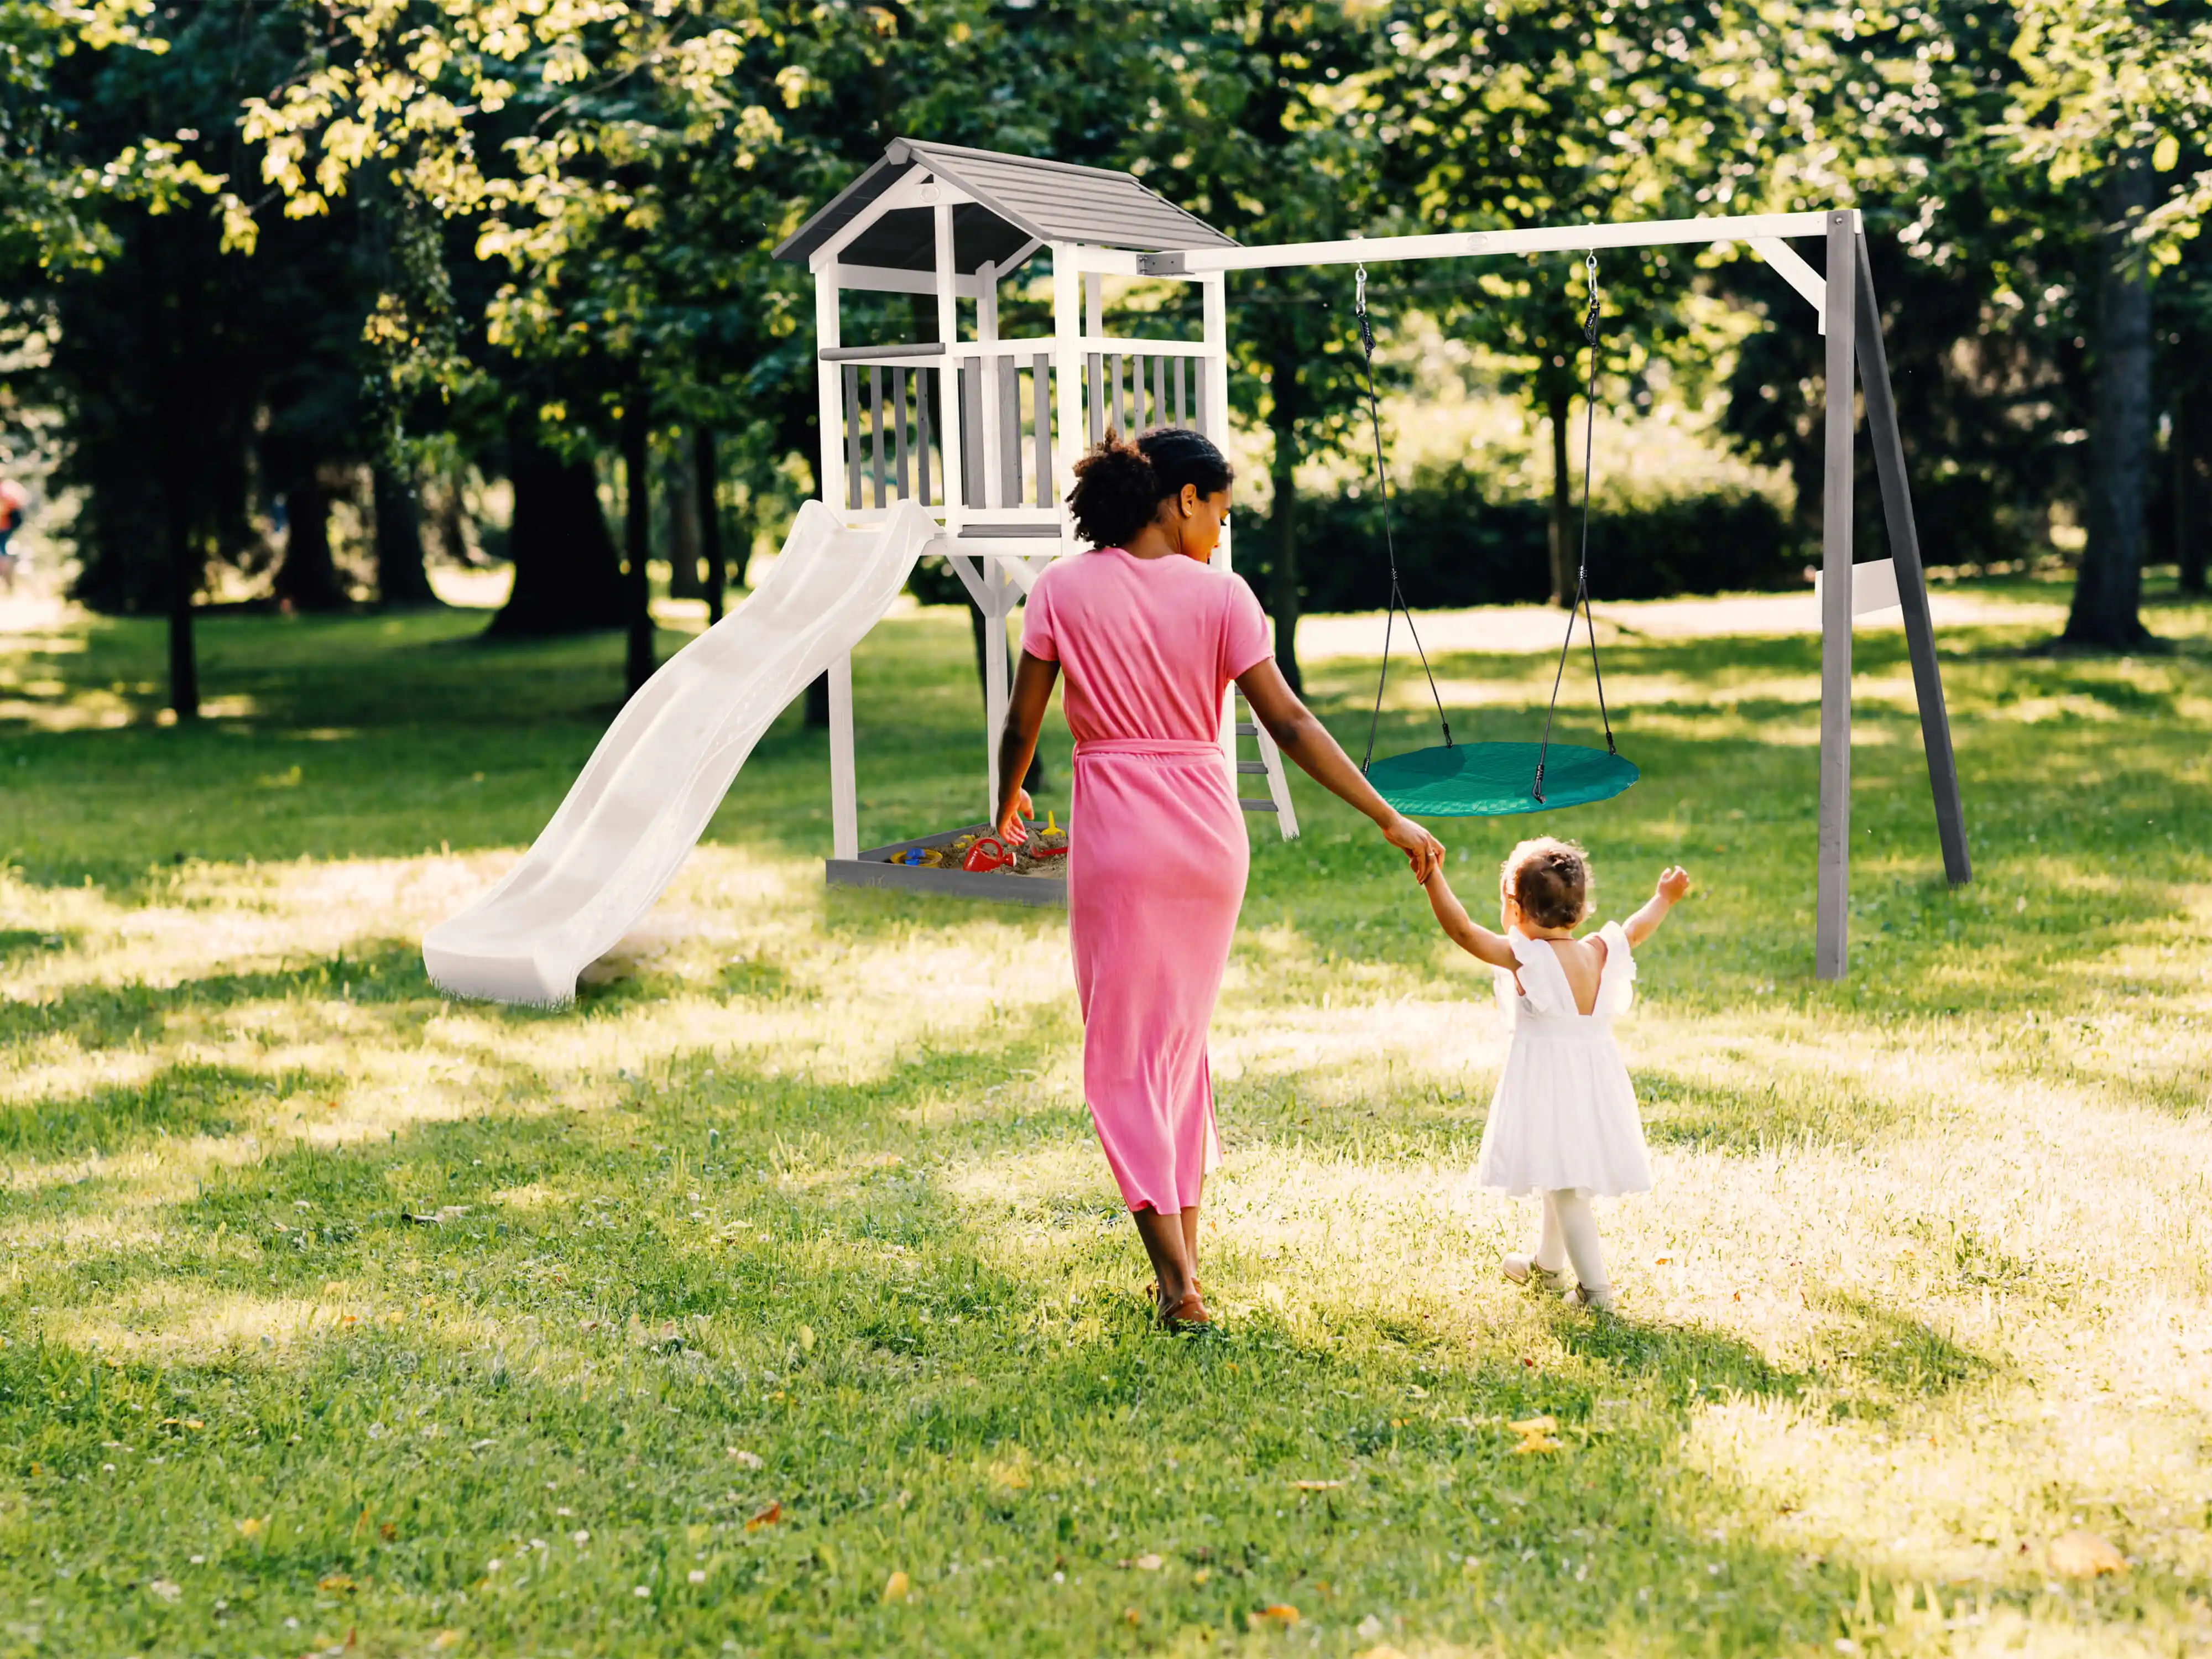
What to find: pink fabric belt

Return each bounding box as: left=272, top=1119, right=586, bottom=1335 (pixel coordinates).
left=1074, top=739, right=1222, bottom=759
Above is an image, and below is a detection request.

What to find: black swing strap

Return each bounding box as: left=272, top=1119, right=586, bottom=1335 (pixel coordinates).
left=1353, top=264, right=1452, bottom=774
left=1533, top=251, right=1620, bottom=804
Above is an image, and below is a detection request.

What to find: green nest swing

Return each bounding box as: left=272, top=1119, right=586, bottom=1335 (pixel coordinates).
left=1351, top=254, right=1637, bottom=820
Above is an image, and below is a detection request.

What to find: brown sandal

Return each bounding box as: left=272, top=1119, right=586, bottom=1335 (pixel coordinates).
left=1159, top=1288, right=1213, bottom=1331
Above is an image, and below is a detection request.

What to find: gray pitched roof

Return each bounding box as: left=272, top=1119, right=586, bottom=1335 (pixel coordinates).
left=773, top=138, right=1235, bottom=274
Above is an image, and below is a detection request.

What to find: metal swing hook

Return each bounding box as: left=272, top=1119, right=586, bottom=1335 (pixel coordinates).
left=1354, top=263, right=1374, bottom=358
left=1583, top=250, right=1600, bottom=346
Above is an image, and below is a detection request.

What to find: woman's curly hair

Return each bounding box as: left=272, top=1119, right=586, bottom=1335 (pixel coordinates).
left=1066, top=426, right=1234, bottom=549
left=1502, top=837, right=1593, bottom=931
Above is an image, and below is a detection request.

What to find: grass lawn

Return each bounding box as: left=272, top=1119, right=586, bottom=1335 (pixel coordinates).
left=1, top=576, right=2209, bottom=1658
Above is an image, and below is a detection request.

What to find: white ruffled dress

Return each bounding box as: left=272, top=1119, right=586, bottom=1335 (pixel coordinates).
left=1474, top=922, right=1653, bottom=1198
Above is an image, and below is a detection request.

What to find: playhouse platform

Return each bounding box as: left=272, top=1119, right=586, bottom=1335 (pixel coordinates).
left=825, top=823, right=1068, bottom=908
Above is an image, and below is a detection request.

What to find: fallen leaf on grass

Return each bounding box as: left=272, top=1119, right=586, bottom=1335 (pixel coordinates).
left=1118, top=1553, right=1163, bottom=1571
left=1248, top=1604, right=1301, bottom=1628
left=1122, top=1608, right=1140, bottom=1625
left=430, top=1632, right=462, bottom=1650
left=319, top=1573, right=357, bottom=1593
left=1513, top=1436, right=1563, bottom=1455
left=726, top=1448, right=764, bottom=1469
left=1290, top=1480, right=1342, bottom=1491
left=237, top=1517, right=266, bottom=1540
left=746, top=1501, right=782, bottom=1531
left=1507, top=1416, right=1557, bottom=1436
left=882, top=1570, right=910, bottom=1604
left=2049, top=1531, right=2125, bottom=1578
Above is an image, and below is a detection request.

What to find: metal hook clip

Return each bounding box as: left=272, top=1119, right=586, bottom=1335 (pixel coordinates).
left=1354, top=263, right=1368, bottom=316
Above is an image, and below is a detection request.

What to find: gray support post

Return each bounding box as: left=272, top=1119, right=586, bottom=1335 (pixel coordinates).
left=1817, top=209, right=1858, bottom=981
left=1854, top=235, right=1971, bottom=886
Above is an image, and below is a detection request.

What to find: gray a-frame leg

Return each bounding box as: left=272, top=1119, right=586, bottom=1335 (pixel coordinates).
left=1815, top=213, right=1975, bottom=982
left=1854, top=234, right=1971, bottom=888
left=1817, top=211, right=1858, bottom=980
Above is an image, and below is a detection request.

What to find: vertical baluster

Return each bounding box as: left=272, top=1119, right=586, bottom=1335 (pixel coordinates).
left=918, top=366, right=934, bottom=505
left=999, top=353, right=1021, bottom=508
left=843, top=363, right=862, bottom=510
left=869, top=366, right=887, bottom=509
left=1173, top=357, right=1187, bottom=427
left=1033, top=353, right=1051, bottom=505
left=1112, top=354, right=1126, bottom=436
left=1086, top=353, right=1104, bottom=445
left=895, top=367, right=911, bottom=499
left=1193, top=359, right=1208, bottom=439
left=1152, top=356, right=1166, bottom=431
left=961, top=359, right=983, bottom=509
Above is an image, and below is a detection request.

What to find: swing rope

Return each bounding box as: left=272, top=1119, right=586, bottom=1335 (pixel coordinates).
left=1533, top=251, right=1619, bottom=805
left=1354, top=263, right=1452, bottom=775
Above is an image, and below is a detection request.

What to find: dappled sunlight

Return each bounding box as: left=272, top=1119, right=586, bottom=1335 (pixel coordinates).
left=4, top=592, right=2210, bottom=1655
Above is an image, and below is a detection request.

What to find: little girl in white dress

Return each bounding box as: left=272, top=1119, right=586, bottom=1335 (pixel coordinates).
left=1421, top=837, right=1691, bottom=1311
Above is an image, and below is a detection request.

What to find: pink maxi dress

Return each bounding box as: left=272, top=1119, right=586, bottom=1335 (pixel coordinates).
left=1019, top=548, right=1272, bottom=1214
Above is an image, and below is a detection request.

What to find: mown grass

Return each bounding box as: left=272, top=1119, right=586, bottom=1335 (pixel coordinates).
left=1, top=576, right=2209, bottom=1658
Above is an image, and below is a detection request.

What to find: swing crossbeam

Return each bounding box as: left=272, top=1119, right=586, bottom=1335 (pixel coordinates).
left=1136, top=210, right=1849, bottom=275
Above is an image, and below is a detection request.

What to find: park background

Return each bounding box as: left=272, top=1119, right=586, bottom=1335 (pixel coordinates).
left=2, top=3, right=2211, bottom=1657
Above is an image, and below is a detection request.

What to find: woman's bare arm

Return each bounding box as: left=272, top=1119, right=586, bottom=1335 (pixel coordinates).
left=993, top=649, right=1061, bottom=842
left=1235, top=657, right=1443, bottom=881
left=1421, top=866, right=1519, bottom=968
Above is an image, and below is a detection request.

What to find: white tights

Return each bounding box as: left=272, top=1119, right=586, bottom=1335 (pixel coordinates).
left=1531, top=1189, right=1610, bottom=1296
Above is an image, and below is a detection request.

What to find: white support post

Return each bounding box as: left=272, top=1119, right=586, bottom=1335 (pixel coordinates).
left=1052, top=243, right=1083, bottom=535
left=933, top=195, right=963, bottom=528
left=1816, top=208, right=1859, bottom=980
left=814, top=270, right=845, bottom=514
left=977, top=260, right=1003, bottom=508
left=828, top=651, right=858, bottom=861
left=983, top=564, right=1010, bottom=821
left=1084, top=270, right=1104, bottom=339
left=1201, top=272, right=1239, bottom=798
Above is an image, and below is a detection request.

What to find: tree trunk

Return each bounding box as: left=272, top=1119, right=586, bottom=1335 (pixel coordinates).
left=2065, top=157, right=2155, bottom=648
left=373, top=465, right=440, bottom=607
left=1268, top=339, right=1303, bottom=693
left=696, top=425, right=725, bottom=624
left=488, top=421, right=624, bottom=637
left=623, top=393, right=655, bottom=698
left=165, top=451, right=199, bottom=720
left=2179, top=390, right=2207, bottom=596
left=665, top=432, right=703, bottom=599
left=274, top=469, right=346, bottom=611
left=1546, top=380, right=1573, bottom=609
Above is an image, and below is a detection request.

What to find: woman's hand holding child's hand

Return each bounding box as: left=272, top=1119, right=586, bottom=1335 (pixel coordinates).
left=997, top=788, right=1035, bottom=846
left=1381, top=813, right=1446, bottom=883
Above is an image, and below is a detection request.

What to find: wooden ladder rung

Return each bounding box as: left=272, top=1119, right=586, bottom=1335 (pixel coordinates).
left=1235, top=760, right=1268, bottom=774
left=1234, top=722, right=1259, bottom=737
left=1239, top=798, right=1280, bottom=812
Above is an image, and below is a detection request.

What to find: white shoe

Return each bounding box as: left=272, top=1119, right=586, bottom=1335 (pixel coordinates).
left=1502, top=1252, right=1572, bottom=1291
left=1564, top=1281, right=1617, bottom=1312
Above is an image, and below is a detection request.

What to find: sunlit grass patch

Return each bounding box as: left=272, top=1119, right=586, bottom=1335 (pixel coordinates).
left=0, top=579, right=2208, bottom=1655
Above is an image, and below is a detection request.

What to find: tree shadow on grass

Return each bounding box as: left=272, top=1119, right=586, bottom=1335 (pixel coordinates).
left=0, top=938, right=438, bottom=1052
left=0, top=1060, right=344, bottom=1165
left=1637, top=1066, right=1906, bottom=1156
left=0, top=1039, right=2187, bottom=1657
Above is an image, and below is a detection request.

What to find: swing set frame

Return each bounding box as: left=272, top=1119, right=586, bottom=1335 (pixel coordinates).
left=1144, top=207, right=1973, bottom=982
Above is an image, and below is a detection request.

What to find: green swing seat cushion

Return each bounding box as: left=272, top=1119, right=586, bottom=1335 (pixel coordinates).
left=1365, top=740, right=1638, bottom=818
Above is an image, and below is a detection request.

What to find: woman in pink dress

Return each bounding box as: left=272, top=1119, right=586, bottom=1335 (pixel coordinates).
left=994, top=429, right=1444, bottom=1329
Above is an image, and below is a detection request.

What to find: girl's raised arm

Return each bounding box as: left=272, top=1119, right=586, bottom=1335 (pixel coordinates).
left=1422, top=866, right=1519, bottom=969
left=1623, top=865, right=1692, bottom=947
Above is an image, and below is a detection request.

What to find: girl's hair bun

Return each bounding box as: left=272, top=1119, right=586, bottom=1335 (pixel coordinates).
left=1502, top=836, right=1593, bottom=930
left=1066, top=426, right=1234, bottom=549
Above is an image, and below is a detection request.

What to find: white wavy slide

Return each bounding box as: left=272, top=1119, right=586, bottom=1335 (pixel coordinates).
left=424, top=498, right=941, bottom=1005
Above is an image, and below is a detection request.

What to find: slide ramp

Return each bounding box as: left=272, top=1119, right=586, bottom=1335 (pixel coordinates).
left=424, top=499, right=940, bottom=1005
